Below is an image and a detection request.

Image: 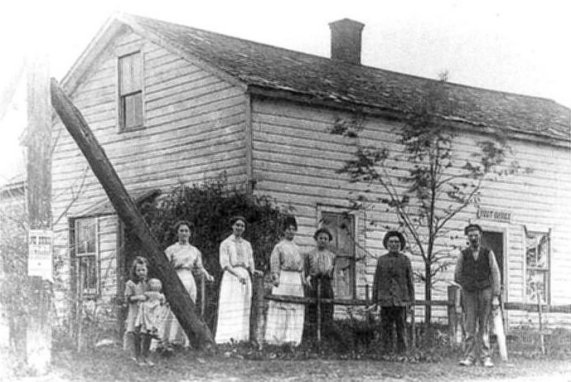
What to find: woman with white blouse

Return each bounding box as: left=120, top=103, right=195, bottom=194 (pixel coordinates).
left=215, top=216, right=262, bottom=343
left=159, top=220, right=214, bottom=347
left=264, top=216, right=305, bottom=345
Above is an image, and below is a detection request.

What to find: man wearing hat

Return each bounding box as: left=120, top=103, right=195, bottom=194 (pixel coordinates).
left=454, top=224, right=501, bottom=367
left=372, top=231, right=415, bottom=353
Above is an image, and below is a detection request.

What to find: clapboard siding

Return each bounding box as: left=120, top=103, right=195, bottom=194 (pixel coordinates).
left=98, top=216, right=119, bottom=303
left=51, top=31, right=247, bottom=318
left=252, top=98, right=571, bottom=327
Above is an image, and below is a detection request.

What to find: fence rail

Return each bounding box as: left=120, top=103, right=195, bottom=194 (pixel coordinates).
left=265, top=295, right=453, bottom=307
left=504, top=302, right=571, bottom=314
left=261, top=283, right=571, bottom=345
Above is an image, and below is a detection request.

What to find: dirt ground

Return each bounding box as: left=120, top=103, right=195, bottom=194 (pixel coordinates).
left=4, top=346, right=571, bottom=382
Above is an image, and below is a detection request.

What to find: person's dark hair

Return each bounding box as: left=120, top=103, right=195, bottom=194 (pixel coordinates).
left=382, top=231, right=406, bottom=250
left=464, top=224, right=483, bottom=235
left=313, top=227, right=333, bottom=241
left=283, top=215, right=298, bottom=231
left=130, top=256, right=149, bottom=280
left=230, top=215, right=247, bottom=226
left=173, top=220, right=194, bottom=232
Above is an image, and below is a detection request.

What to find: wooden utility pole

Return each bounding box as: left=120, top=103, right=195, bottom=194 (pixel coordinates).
left=49, top=79, right=215, bottom=349
left=24, top=56, right=52, bottom=374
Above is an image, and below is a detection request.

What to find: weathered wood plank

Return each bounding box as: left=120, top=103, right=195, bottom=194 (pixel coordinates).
left=52, top=104, right=245, bottom=158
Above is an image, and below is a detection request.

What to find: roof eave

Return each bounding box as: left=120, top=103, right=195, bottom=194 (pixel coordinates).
left=116, top=13, right=247, bottom=91
left=247, top=85, right=571, bottom=149
left=61, top=15, right=126, bottom=94
left=61, top=13, right=248, bottom=97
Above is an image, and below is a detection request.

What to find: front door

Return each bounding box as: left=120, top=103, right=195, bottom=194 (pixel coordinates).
left=481, top=231, right=504, bottom=286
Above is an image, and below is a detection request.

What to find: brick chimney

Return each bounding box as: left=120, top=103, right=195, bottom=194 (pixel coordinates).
left=329, top=18, right=365, bottom=65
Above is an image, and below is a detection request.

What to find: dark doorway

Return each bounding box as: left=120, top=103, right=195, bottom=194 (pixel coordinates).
left=481, top=231, right=504, bottom=285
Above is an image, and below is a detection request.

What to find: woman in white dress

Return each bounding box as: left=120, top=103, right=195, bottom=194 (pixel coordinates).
left=264, top=216, right=305, bottom=345
left=215, top=216, right=263, bottom=343
left=159, top=220, right=214, bottom=347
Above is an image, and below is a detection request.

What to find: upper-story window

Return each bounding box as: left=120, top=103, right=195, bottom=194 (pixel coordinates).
left=118, top=52, right=143, bottom=131
left=525, top=230, right=550, bottom=304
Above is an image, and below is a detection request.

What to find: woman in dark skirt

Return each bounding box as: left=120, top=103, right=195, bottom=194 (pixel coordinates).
left=304, top=228, right=336, bottom=336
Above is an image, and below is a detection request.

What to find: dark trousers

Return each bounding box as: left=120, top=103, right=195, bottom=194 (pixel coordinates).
left=127, top=331, right=152, bottom=360
left=462, top=287, right=492, bottom=361
left=381, top=306, right=407, bottom=353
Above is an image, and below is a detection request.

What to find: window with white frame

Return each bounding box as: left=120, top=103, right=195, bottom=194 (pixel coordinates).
left=525, top=230, right=550, bottom=304
left=74, top=218, right=99, bottom=296
left=118, top=51, right=143, bottom=131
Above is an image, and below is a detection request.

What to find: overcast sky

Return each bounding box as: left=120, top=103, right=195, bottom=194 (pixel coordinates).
left=0, top=0, right=570, bottom=183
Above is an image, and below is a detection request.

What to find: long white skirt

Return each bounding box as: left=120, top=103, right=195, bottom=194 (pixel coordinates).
left=264, top=270, right=305, bottom=345
left=215, top=267, right=252, bottom=343
left=157, top=269, right=197, bottom=347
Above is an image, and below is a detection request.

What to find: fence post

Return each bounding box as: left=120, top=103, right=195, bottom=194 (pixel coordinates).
left=317, top=278, right=322, bottom=343
left=536, top=287, right=545, bottom=355
left=76, top=268, right=85, bottom=353
left=448, top=285, right=460, bottom=347
left=200, top=275, right=206, bottom=317
left=251, top=273, right=266, bottom=344
left=410, top=302, right=416, bottom=349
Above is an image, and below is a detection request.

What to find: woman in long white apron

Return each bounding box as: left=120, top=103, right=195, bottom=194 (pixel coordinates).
left=215, top=216, right=262, bottom=343
left=265, top=216, right=305, bottom=345
left=159, top=220, right=214, bottom=347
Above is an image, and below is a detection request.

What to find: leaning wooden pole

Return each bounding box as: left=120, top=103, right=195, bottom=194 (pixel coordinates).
left=50, top=78, right=214, bottom=349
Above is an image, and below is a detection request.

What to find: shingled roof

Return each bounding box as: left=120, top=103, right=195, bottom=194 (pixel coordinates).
left=69, top=14, right=571, bottom=143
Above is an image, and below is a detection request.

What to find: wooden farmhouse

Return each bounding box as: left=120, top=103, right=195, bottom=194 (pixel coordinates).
left=50, top=14, right=571, bottom=331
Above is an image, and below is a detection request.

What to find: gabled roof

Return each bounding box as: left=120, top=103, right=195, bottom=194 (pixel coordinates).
left=63, top=13, right=571, bottom=144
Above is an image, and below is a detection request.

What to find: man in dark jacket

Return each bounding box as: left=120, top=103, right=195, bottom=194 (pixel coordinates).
left=372, top=231, right=415, bottom=353
left=454, top=224, right=501, bottom=367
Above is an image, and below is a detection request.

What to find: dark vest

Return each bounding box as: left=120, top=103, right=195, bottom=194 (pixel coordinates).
left=459, top=247, right=491, bottom=291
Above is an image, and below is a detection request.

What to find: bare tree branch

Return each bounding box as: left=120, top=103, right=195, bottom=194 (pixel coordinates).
left=53, top=166, right=89, bottom=226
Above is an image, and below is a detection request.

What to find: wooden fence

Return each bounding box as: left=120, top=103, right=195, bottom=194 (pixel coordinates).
left=256, top=281, right=571, bottom=346
left=258, top=280, right=464, bottom=346
left=192, top=276, right=571, bottom=347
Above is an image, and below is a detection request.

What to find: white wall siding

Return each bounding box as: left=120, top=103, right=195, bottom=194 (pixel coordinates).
left=51, top=31, right=247, bottom=319
left=252, top=98, right=571, bottom=328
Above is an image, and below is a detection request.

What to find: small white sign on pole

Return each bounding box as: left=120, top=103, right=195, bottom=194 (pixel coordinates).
left=28, top=229, right=53, bottom=280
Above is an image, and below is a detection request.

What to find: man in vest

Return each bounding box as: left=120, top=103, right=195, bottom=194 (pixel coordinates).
left=454, top=224, right=501, bottom=367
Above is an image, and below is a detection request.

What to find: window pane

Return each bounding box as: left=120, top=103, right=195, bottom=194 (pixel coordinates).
left=525, top=230, right=550, bottom=303
left=526, top=232, right=549, bottom=269
left=321, top=212, right=355, bottom=256
left=123, top=92, right=143, bottom=129
left=337, top=215, right=355, bottom=255
left=76, top=219, right=96, bottom=255
left=537, top=235, right=548, bottom=268
left=321, top=212, right=355, bottom=299
left=79, top=256, right=98, bottom=294
left=321, top=213, right=339, bottom=248
left=526, top=234, right=537, bottom=267
left=119, top=52, right=142, bottom=94
left=526, top=270, right=547, bottom=304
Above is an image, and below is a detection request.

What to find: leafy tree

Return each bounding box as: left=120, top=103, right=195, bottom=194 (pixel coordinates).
left=332, top=73, right=522, bottom=323
left=0, top=186, right=30, bottom=353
